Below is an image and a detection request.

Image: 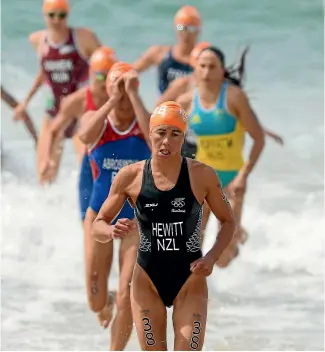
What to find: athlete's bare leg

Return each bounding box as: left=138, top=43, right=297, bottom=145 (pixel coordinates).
left=37, top=117, right=51, bottom=183
left=110, top=230, right=138, bottom=351
left=72, top=134, right=86, bottom=164
left=173, top=275, right=208, bottom=351
left=131, top=264, right=168, bottom=351
left=84, top=208, right=114, bottom=318
left=37, top=116, right=64, bottom=184
left=215, top=187, right=246, bottom=267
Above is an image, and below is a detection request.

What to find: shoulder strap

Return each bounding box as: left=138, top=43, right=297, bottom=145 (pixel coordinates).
left=217, top=81, right=228, bottom=110
left=192, top=89, right=200, bottom=109
left=175, top=157, right=191, bottom=191
left=85, top=87, right=96, bottom=111
left=139, top=158, right=153, bottom=192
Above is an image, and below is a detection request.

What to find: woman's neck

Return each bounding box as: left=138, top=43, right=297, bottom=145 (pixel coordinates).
left=174, top=41, right=195, bottom=57
left=197, top=81, right=223, bottom=104
left=152, top=154, right=182, bottom=176
left=47, top=27, right=70, bottom=44
left=109, top=109, right=135, bottom=131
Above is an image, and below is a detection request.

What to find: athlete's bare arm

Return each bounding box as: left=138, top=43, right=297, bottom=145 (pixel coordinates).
left=52, top=89, right=85, bottom=132
left=123, top=71, right=151, bottom=142
left=27, top=30, right=46, bottom=99
left=78, top=94, right=119, bottom=145
left=250, top=108, right=284, bottom=145
left=229, top=85, right=265, bottom=177
left=91, top=163, right=142, bottom=242
left=128, top=91, right=151, bottom=142
left=176, top=89, right=194, bottom=114
left=43, top=89, right=86, bottom=161
left=156, top=76, right=191, bottom=106
left=199, top=163, right=236, bottom=262
left=1, top=86, right=38, bottom=144
left=1, top=86, right=19, bottom=109
left=75, top=27, right=101, bottom=58
left=132, top=45, right=170, bottom=73
left=12, top=31, right=45, bottom=122
left=263, top=127, right=284, bottom=145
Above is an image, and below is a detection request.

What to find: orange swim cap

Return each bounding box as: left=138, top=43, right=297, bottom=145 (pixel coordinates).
left=150, top=101, right=188, bottom=133
left=43, top=0, right=70, bottom=13
left=174, top=6, right=201, bottom=27
left=90, top=46, right=117, bottom=72
left=190, top=41, right=211, bottom=67
left=106, top=61, right=136, bottom=94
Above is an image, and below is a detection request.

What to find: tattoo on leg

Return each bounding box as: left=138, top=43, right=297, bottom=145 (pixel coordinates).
left=190, top=314, right=202, bottom=350
left=142, top=317, right=156, bottom=346
left=91, top=272, right=99, bottom=295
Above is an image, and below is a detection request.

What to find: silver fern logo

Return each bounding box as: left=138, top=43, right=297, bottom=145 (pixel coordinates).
left=186, top=207, right=202, bottom=252
left=139, top=236, right=151, bottom=252
left=136, top=217, right=151, bottom=252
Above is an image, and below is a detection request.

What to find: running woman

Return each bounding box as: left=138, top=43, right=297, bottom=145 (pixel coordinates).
left=78, top=62, right=151, bottom=350
left=41, top=46, right=117, bottom=223
left=91, top=101, right=235, bottom=351
left=159, top=42, right=284, bottom=146
left=177, top=46, right=265, bottom=267
left=156, top=41, right=211, bottom=106
left=1, top=86, right=38, bottom=145
left=132, top=5, right=202, bottom=158
left=13, top=0, right=101, bottom=184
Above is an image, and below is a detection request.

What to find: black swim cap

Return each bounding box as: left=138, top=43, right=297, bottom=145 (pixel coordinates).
left=199, top=46, right=225, bottom=67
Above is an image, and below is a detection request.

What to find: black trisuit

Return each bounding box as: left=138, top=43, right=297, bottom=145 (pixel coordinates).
left=135, top=158, right=203, bottom=307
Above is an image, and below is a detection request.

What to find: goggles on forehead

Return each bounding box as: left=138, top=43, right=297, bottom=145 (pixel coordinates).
left=176, top=24, right=199, bottom=33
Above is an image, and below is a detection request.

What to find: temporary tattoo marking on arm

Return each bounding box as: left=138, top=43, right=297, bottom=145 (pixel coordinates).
left=219, top=185, right=230, bottom=204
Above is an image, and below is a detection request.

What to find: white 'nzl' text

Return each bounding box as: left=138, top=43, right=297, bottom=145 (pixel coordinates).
left=152, top=222, right=183, bottom=251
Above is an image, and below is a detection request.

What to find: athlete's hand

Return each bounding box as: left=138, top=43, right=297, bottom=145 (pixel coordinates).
left=228, top=173, right=247, bottom=196
left=111, top=218, right=136, bottom=239
left=109, top=76, right=124, bottom=101
left=39, top=157, right=55, bottom=180
left=13, top=103, right=28, bottom=121
left=265, top=130, right=284, bottom=145
left=190, top=255, right=215, bottom=276
left=123, top=70, right=139, bottom=95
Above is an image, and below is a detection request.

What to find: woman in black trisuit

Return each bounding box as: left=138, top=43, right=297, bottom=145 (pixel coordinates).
left=91, top=101, right=235, bottom=351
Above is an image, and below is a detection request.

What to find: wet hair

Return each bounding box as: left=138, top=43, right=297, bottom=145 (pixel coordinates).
left=199, top=45, right=249, bottom=87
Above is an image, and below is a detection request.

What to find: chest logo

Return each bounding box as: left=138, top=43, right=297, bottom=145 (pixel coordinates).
left=214, top=109, right=227, bottom=118
left=171, top=198, right=185, bottom=208
left=59, top=45, right=75, bottom=55
left=191, top=114, right=201, bottom=124
left=145, top=203, right=158, bottom=208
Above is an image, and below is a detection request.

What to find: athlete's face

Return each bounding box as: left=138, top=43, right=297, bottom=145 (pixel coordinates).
left=150, top=126, right=184, bottom=158
left=44, top=10, right=68, bottom=30
left=175, top=24, right=200, bottom=46
left=195, top=50, right=225, bottom=83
